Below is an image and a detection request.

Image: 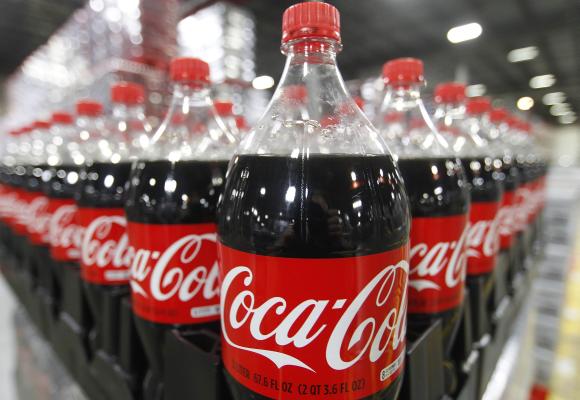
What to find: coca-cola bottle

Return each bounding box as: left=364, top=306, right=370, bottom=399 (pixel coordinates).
left=379, top=63, right=471, bottom=340
left=76, top=82, right=151, bottom=358
left=377, top=60, right=470, bottom=391
left=125, top=57, right=236, bottom=392
left=470, top=103, right=522, bottom=284
left=4, top=125, right=32, bottom=270
left=23, top=119, right=54, bottom=292
left=217, top=3, right=410, bottom=399
left=45, top=100, right=102, bottom=330
left=433, top=82, right=504, bottom=335
left=506, top=116, right=546, bottom=250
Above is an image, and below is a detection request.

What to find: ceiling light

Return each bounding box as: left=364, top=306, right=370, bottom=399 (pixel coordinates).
left=529, top=74, right=556, bottom=89
left=517, top=96, right=534, bottom=111
left=542, top=92, right=566, bottom=106
left=466, top=84, right=486, bottom=97
left=507, top=46, right=539, bottom=63
left=252, top=75, right=275, bottom=90
left=559, top=114, right=577, bottom=124
left=447, top=23, right=483, bottom=44
left=550, top=103, right=571, bottom=116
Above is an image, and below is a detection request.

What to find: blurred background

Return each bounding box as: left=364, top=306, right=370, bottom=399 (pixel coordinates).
left=0, top=1, right=579, bottom=399
left=0, top=0, right=579, bottom=163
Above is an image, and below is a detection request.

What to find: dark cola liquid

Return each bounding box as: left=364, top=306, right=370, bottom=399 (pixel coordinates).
left=77, top=161, right=133, bottom=356
left=462, top=157, right=504, bottom=204
left=125, top=159, right=228, bottom=376
left=218, top=154, right=409, bottom=400
left=397, top=157, right=469, bottom=354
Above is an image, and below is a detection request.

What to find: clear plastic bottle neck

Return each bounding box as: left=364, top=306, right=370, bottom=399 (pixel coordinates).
left=378, top=83, right=452, bottom=158
left=111, top=103, right=152, bottom=163
left=147, top=82, right=236, bottom=162
left=380, top=84, right=423, bottom=112
left=112, top=104, right=147, bottom=120
left=236, top=37, right=387, bottom=157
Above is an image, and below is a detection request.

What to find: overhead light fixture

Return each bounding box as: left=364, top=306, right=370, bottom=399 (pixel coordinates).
left=517, top=96, right=534, bottom=111
left=465, top=84, right=486, bottom=97
left=550, top=103, right=571, bottom=116
left=447, top=23, right=483, bottom=44
left=559, top=114, right=577, bottom=124
left=507, top=46, right=539, bottom=63
left=542, top=92, right=566, bottom=106
left=529, top=74, right=556, bottom=89
left=252, top=75, right=275, bottom=90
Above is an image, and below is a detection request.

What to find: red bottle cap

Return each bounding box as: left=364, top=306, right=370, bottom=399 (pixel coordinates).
left=170, top=57, right=210, bottom=84
left=520, top=121, right=532, bottom=133
left=33, top=120, right=52, bottom=130
left=282, top=2, right=341, bottom=44
left=76, top=100, right=103, bottom=117
left=434, top=82, right=466, bottom=104
left=52, top=111, right=75, bottom=125
left=489, top=108, right=508, bottom=123
left=383, top=58, right=424, bottom=85
left=214, top=101, right=234, bottom=117
left=506, top=116, right=520, bottom=128
left=111, top=82, right=145, bottom=105
left=235, top=116, right=248, bottom=131
left=466, top=97, right=492, bottom=115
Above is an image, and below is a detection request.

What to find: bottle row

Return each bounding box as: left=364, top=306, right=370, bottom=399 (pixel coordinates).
left=0, top=2, right=548, bottom=399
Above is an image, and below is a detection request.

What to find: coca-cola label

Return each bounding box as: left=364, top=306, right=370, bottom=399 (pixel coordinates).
left=498, top=190, right=516, bottom=250
left=26, top=194, right=51, bottom=245
left=408, top=214, right=468, bottom=314
left=78, top=207, right=133, bottom=285
left=48, top=198, right=83, bottom=261
left=219, top=245, right=409, bottom=399
left=466, top=201, right=501, bottom=275
left=127, top=221, right=220, bottom=324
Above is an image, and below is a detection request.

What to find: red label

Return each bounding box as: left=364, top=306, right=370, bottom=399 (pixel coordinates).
left=78, top=207, right=133, bottom=285
left=498, top=190, right=516, bottom=249
left=48, top=198, right=83, bottom=262
left=466, top=201, right=501, bottom=275
left=219, top=245, right=409, bottom=399
left=0, top=187, right=19, bottom=229
left=408, top=214, right=468, bottom=313
left=127, top=221, right=220, bottom=324
left=26, top=194, right=52, bottom=245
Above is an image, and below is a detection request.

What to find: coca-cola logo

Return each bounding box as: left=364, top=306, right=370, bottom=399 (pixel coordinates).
left=497, top=204, right=514, bottom=237
left=409, top=224, right=467, bottom=292
left=131, top=233, right=219, bottom=301
left=0, top=192, right=18, bottom=219
left=12, top=194, right=31, bottom=227
left=221, top=260, right=408, bottom=372
left=49, top=203, right=84, bottom=259
left=25, top=196, right=51, bottom=240
left=127, top=222, right=221, bottom=324
left=466, top=216, right=500, bottom=259
left=82, top=215, right=133, bottom=271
